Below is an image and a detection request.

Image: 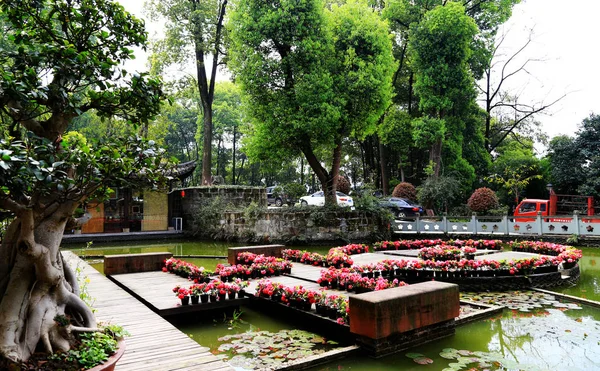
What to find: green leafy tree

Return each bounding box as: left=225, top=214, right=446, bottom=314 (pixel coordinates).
left=546, top=135, right=583, bottom=195
left=0, top=0, right=167, bottom=362
left=409, top=2, right=478, bottom=180
left=211, top=82, right=243, bottom=184
left=487, top=140, right=542, bottom=204
left=229, top=0, right=394, bottom=205
left=146, top=0, right=228, bottom=185
left=570, top=114, right=600, bottom=198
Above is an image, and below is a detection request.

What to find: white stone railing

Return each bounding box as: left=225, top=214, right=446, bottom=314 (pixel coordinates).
left=392, top=212, right=600, bottom=237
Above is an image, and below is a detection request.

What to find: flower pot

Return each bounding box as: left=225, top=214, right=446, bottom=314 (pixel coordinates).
left=209, top=295, right=217, bottom=303
left=88, top=339, right=126, bottom=371
left=316, top=304, right=326, bottom=315
left=271, top=294, right=281, bottom=303
left=200, top=294, right=209, bottom=304
left=303, top=301, right=312, bottom=311
left=180, top=296, right=190, bottom=306
left=191, top=295, right=199, bottom=305
left=229, top=292, right=237, bottom=300
left=218, top=293, right=226, bottom=301
left=328, top=308, right=338, bottom=320
left=329, top=280, right=338, bottom=289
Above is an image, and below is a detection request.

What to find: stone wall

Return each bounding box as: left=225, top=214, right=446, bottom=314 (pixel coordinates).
left=177, top=186, right=266, bottom=231
left=142, top=191, right=168, bottom=231
left=217, top=209, right=387, bottom=244
left=176, top=186, right=388, bottom=243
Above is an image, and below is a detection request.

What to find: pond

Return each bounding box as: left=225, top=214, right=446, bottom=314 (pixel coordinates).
left=68, top=240, right=600, bottom=370
left=64, top=239, right=332, bottom=273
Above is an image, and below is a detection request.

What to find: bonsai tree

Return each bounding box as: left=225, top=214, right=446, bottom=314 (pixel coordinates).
left=0, top=0, right=168, bottom=363
left=392, top=182, right=417, bottom=201
left=467, top=187, right=499, bottom=214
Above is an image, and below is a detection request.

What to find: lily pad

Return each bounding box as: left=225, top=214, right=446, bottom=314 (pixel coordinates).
left=405, top=352, right=425, bottom=359
left=414, top=356, right=434, bottom=365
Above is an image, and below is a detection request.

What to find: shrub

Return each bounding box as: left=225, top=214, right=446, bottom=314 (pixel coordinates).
left=392, top=182, right=417, bottom=201
left=336, top=176, right=351, bottom=195
left=467, top=187, right=499, bottom=213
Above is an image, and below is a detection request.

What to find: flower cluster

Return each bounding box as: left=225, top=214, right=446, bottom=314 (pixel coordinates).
left=418, top=246, right=462, bottom=261
left=373, top=239, right=505, bottom=251
left=178, top=278, right=249, bottom=299
left=253, top=279, right=352, bottom=323
left=326, top=249, right=354, bottom=268
left=511, top=241, right=573, bottom=256
left=172, top=285, right=190, bottom=299
left=215, top=255, right=293, bottom=280
left=236, top=252, right=258, bottom=264
left=283, top=244, right=368, bottom=268
left=461, top=246, right=477, bottom=254
left=339, top=244, right=369, bottom=254
left=163, top=258, right=213, bottom=282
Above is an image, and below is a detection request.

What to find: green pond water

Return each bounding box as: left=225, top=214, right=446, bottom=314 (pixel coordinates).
left=67, top=241, right=600, bottom=371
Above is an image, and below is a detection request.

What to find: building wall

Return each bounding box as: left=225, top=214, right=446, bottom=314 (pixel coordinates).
left=142, top=191, right=169, bottom=231
left=81, top=202, right=104, bottom=234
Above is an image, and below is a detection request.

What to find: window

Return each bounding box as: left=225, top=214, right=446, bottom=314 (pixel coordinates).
left=519, top=203, right=537, bottom=213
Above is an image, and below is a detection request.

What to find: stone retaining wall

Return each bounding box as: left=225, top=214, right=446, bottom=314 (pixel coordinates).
left=217, top=210, right=386, bottom=244
left=350, top=281, right=460, bottom=357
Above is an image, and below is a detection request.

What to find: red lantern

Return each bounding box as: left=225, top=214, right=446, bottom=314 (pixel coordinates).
left=180, top=190, right=185, bottom=198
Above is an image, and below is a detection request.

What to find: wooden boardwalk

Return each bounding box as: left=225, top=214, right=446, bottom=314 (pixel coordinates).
left=63, top=252, right=233, bottom=371
left=110, top=271, right=249, bottom=316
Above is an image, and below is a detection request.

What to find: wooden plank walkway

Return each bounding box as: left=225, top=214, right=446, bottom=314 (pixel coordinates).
left=109, top=271, right=249, bottom=316
left=63, top=252, right=233, bottom=371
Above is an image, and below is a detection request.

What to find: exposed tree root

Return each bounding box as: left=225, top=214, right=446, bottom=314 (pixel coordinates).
left=0, top=215, right=98, bottom=363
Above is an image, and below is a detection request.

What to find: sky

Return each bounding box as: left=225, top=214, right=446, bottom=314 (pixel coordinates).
left=119, top=0, right=600, bottom=147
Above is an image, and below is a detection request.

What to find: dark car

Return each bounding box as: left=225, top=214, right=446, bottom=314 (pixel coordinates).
left=379, top=197, right=425, bottom=219
left=266, top=186, right=293, bottom=207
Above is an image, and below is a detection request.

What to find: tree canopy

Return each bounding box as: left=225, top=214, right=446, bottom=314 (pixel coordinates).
left=229, top=0, right=394, bottom=204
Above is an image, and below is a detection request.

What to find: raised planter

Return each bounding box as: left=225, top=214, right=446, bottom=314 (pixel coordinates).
left=88, top=339, right=126, bottom=371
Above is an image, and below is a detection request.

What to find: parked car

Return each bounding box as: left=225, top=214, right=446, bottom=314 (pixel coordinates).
left=299, top=191, right=354, bottom=208
left=379, top=197, right=424, bottom=219
left=266, top=186, right=294, bottom=207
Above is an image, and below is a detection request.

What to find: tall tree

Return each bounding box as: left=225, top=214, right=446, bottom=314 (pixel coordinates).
left=0, top=0, right=167, bottom=362
left=546, top=135, right=583, bottom=195
left=229, top=0, right=394, bottom=205
left=409, top=2, right=478, bottom=180
left=479, top=27, right=563, bottom=153
left=146, top=0, right=228, bottom=185
left=211, top=82, right=242, bottom=184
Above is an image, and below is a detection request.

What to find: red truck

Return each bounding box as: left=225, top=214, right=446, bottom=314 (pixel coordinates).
left=513, top=191, right=595, bottom=222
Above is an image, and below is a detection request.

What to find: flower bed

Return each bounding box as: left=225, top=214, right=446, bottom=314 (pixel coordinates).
left=282, top=244, right=368, bottom=268
left=373, top=239, right=505, bottom=251
left=217, top=255, right=292, bottom=281
left=254, top=279, right=351, bottom=324
left=163, top=257, right=214, bottom=282
left=173, top=278, right=249, bottom=305
left=418, top=246, right=462, bottom=261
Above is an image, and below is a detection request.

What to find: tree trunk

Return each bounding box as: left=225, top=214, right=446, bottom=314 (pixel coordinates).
left=430, top=138, right=443, bottom=178
left=379, top=139, right=389, bottom=195
left=232, top=126, right=237, bottom=185
left=0, top=210, right=96, bottom=362
left=201, top=106, right=213, bottom=185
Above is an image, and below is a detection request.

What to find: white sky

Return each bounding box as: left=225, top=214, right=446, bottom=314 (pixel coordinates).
left=118, top=0, right=600, bottom=145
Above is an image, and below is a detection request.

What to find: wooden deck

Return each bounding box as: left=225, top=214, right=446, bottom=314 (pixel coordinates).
left=63, top=252, right=233, bottom=371
left=109, top=271, right=249, bottom=316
